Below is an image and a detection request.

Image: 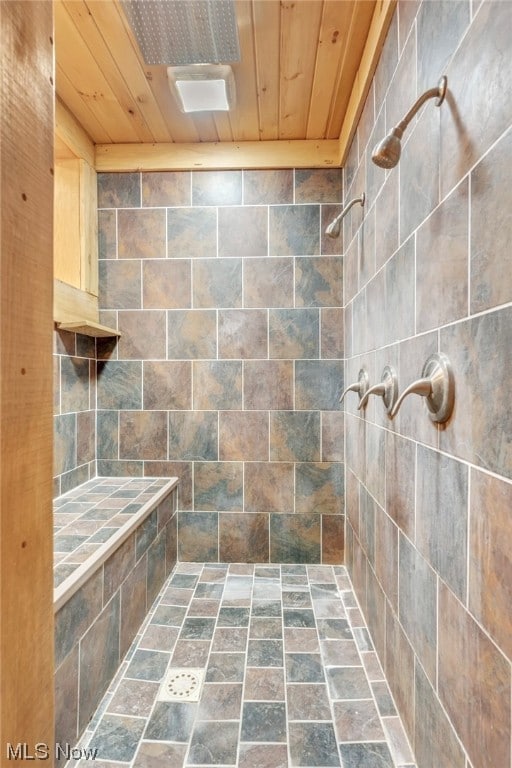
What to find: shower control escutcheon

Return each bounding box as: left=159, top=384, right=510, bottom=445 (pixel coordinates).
left=390, top=353, right=454, bottom=423
left=357, top=365, right=398, bottom=415
left=340, top=368, right=369, bottom=405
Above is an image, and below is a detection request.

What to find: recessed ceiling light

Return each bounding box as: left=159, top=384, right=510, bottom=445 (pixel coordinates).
left=168, top=64, right=236, bottom=113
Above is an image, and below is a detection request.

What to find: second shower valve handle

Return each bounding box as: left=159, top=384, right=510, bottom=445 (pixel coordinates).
left=340, top=353, right=455, bottom=424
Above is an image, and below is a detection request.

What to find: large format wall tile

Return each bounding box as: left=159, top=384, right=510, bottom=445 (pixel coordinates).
left=141, top=171, right=191, bottom=207
left=118, top=311, right=166, bottom=360
left=143, top=361, right=191, bottom=411
left=415, top=178, right=469, bottom=333
left=416, top=0, right=470, bottom=94
left=416, top=446, right=468, bottom=601
left=193, top=361, right=242, bottom=410
left=244, top=361, right=293, bottom=411
left=440, top=307, right=512, bottom=479
left=194, top=462, right=243, bottom=512
left=295, top=257, right=343, bottom=307
left=470, top=127, right=512, bottom=313
left=269, top=308, right=319, bottom=359
left=118, top=209, right=166, bottom=259
left=119, top=411, right=168, bottom=461
left=98, top=173, right=140, bottom=208
left=440, top=0, right=512, bottom=197
left=219, top=513, right=269, bottom=562
left=294, top=169, right=342, bottom=203
left=414, top=660, right=465, bottom=768
left=218, top=207, right=268, bottom=257
left=167, top=310, right=217, bottom=360
left=244, top=258, right=294, bottom=308
left=469, top=469, right=512, bottom=659
left=143, top=260, right=191, bottom=310
left=192, top=170, right=242, bottom=206
left=269, top=206, right=320, bottom=256
left=438, top=582, right=511, bottom=768
left=243, top=169, right=293, bottom=205
left=398, top=535, right=437, bottom=685
left=219, top=411, right=269, bottom=461
left=244, top=463, right=294, bottom=514
left=167, top=208, right=217, bottom=259
left=99, top=260, right=141, bottom=310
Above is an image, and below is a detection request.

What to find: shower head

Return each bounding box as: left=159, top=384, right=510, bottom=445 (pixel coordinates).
left=325, top=193, right=365, bottom=239
left=372, top=76, right=447, bottom=169
left=371, top=127, right=403, bottom=169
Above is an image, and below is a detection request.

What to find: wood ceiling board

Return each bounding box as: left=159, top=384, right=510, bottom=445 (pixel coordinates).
left=229, top=0, right=261, bottom=141
left=61, top=0, right=154, bottom=143
left=252, top=0, right=280, bottom=141
left=279, top=0, right=324, bottom=140
left=306, top=0, right=356, bottom=139
left=55, top=1, right=139, bottom=141
left=88, top=0, right=175, bottom=142
left=326, top=0, right=375, bottom=139
left=56, top=65, right=112, bottom=144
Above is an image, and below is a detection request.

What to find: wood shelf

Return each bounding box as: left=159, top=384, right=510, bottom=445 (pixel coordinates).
left=56, top=320, right=120, bottom=338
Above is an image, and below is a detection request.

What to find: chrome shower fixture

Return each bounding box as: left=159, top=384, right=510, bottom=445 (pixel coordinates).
left=372, top=75, right=447, bottom=169
left=325, top=193, right=365, bottom=238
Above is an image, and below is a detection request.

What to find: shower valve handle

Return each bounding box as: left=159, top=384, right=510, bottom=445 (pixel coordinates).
left=339, top=369, right=369, bottom=404
left=358, top=365, right=398, bottom=415
left=390, top=353, right=454, bottom=423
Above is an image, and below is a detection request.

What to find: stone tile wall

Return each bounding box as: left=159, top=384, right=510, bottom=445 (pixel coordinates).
left=95, top=168, right=345, bottom=564
left=53, top=329, right=97, bottom=496
left=344, top=1, right=512, bottom=767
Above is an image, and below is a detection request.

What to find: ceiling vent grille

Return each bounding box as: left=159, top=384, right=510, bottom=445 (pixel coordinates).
left=121, top=0, right=240, bottom=66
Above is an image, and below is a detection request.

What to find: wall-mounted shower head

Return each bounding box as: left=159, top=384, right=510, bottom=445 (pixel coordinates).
left=372, top=76, right=447, bottom=169
left=325, top=193, right=365, bottom=238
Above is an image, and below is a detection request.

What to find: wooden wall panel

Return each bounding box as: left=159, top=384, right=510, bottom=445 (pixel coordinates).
left=0, top=0, right=54, bottom=758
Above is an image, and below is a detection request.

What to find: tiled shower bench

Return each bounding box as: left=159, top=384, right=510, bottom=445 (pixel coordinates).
left=53, top=476, right=179, bottom=755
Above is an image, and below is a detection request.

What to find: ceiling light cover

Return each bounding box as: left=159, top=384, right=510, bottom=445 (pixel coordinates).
left=168, top=64, right=235, bottom=112
left=122, top=0, right=240, bottom=66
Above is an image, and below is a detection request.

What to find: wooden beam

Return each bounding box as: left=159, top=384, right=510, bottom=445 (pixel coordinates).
left=1, top=0, right=54, bottom=758
left=338, top=0, right=397, bottom=166
left=55, top=97, right=95, bottom=165
left=95, top=139, right=341, bottom=171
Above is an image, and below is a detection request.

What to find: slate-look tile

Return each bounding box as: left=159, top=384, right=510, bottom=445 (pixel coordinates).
left=295, top=256, right=343, bottom=307
left=241, top=702, right=287, bottom=742
left=194, top=462, right=243, bottom=511
left=118, top=209, right=166, bottom=259
left=98, top=173, right=140, bottom=208
left=218, top=206, right=268, bottom=257
left=142, top=259, right=191, bottom=310
left=270, top=205, right=320, bottom=256
left=188, top=720, right=239, bottom=765
left=192, top=170, right=242, bottom=205
left=89, top=714, right=146, bottom=762
left=289, top=722, right=340, bottom=766
left=141, top=170, right=191, bottom=207
left=244, top=257, right=294, bottom=308
left=193, top=258, right=242, bottom=308
left=270, top=514, right=321, bottom=564
left=167, top=207, right=217, bottom=258
left=79, top=595, right=121, bottom=732
left=144, top=701, right=197, bottom=742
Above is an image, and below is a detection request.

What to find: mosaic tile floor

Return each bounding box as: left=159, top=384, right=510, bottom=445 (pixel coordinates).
left=69, top=563, right=416, bottom=768
left=53, top=477, right=171, bottom=588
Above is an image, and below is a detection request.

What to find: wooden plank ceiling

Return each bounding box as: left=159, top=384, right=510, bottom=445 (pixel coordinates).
left=54, top=0, right=393, bottom=168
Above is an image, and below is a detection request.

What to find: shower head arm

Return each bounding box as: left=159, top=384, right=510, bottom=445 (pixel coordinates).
left=395, top=76, right=447, bottom=135
left=330, top=193, right=366, bottom=228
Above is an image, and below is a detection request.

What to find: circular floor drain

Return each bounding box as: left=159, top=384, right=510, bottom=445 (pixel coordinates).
left=166, top=671, right=200, bottom=698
